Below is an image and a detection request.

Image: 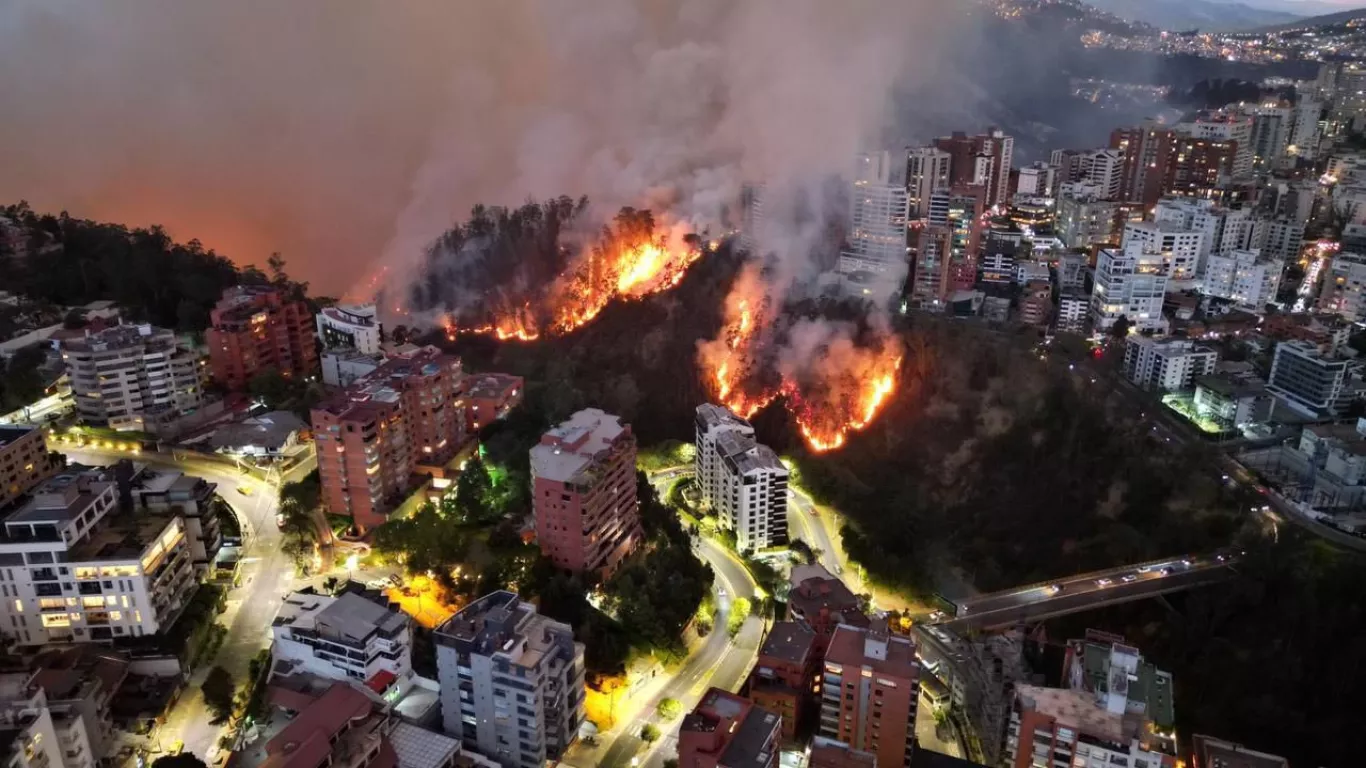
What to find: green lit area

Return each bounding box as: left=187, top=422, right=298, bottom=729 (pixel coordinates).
left=1162, top=393, right=1225, bottom=435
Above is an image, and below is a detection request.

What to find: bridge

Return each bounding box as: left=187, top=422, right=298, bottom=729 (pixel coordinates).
left=930, top=553, right=1236, bottom=632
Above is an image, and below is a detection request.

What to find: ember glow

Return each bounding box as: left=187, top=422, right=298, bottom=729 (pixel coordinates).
left=698, top=265, right=904, bottom=453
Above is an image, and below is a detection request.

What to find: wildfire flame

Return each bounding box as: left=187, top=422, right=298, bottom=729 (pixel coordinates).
left=698, top=263, right=903, bottom=453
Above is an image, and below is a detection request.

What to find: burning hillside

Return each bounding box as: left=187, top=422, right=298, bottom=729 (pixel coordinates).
left=407, top=199, right=706, bottom=343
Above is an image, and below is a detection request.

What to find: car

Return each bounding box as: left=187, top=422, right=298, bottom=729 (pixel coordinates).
left=1095, top=578, right=1113, bottom=587
left=1121, top=574, right=1137, bottom=583
left=929, top=610, right=945, bottom=621
left=236, top=485, right=253, bottom=496
left=1158, top=567, right=1172, bottom=577
left=1137, top=565, right=1153, bottom=573
left=1180, top=559, right=1193, bottom=567
left=1045, top=584, right=1063, bottom=595
left=718, top=587, right=726, bottom=598
left=1216, top=554, right=1228, bottom=563
left=275, top=513, right=286, bottom=529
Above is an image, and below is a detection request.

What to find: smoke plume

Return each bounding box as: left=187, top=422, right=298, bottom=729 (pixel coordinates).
left=0, top=0, right=968, bottom=298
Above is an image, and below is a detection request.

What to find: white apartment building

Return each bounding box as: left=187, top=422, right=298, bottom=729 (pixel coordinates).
left=321, top=348, right=385, bottom=388
left=119, top=465, right=222, bottom=571
left=1268, top=340, right=1354, bottom=416
left=1201, top=249, right=1281, bottom=309
left=0, top=470, right=196, bottom=646
left=1247, top=105, right=1293, bottom=170
left=840, top=151, right=910, bottom=290
left=61, top=325, right=204, bottom=433
left=694, top=405, right=788, bottom=552
left=1121, top=221, right=1207, bottom=283
left=0, top=673, right=93, bottom=768
left=1056, top=253, right=1088, bottom=292
left=1183, top=111, right=1254, bottom=177
left=1016, top=162, right=1056, bottom=197
left=436, top=591, right=585, bottom=768
left=1320, top=251, right=1366, bottom=323
left=1291, top=99, right=1323, bottom=157
left=1090, top=248, right=1169, bottom=334
left=1056, top=193, right=1118, bottom=250
left=1153, top=198, right=1261, bottom=264
left=1123, top=338, right=1218, bottom=392
left=317, top=304, right=382, bottom=355
left=1057, top=291, right=1089, bottom=333
left=1260, top=217, right=1306, bottom=264
left=272, top=589, right=414, bottom=700
left=906, top=147, right=950, bottom=219
left=1075, top=148, right=1124, bottom=201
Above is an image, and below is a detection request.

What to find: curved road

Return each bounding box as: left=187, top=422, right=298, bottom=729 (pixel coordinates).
left=57, top=446, right=295, bottom=760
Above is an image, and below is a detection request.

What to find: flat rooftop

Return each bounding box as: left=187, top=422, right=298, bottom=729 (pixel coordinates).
left=466, top=373, right=522, bottom=400
left=5, top=474, right=112, bottom=527
left=695, top=403, right=752, bottom=432
left=716, top=430, right=784, bottom=474
left=1015, top=684, right=1129, bottom=746
left=826, top=625, right=917, bottom=681
left=388, top=722, right=459, bottom=768
left=530, top=408, right=629, bottom=484
left=1191, top=735, right=1289, bottom=768
left=759, top=621, right=814, bottom=665
left=0, top=426, right=37, bottom=450
left=67, top=511, right=179, bottom=562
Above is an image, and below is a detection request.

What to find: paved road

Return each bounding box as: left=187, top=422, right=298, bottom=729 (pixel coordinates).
left=58, top=446, right=293, bottom=760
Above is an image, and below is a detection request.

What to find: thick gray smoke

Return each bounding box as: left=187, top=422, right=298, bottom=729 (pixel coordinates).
left=0, top=0, right=969, bottom=299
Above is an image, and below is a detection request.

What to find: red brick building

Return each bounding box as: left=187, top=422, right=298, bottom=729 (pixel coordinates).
left=312, top=346, right=464, bottom=531
left=787, top=565, right=870, bottom=660
left=206, top=285, right=318, bottom=391
left=678, top=688, right=781, bottom=768
left=464, top=372, right=524, bottom=432
left=818, top=625, right=919, bottom=768
left=530, top=408, right=640, bottom=577
left=745, top=621, right=817, bottom=741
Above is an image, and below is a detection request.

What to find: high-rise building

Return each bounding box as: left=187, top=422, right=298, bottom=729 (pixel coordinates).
left=1121, top=221, right=1206, bottom=283
left=1245, top=104, right=1293, bottom=171
left=1166, top=134, right=1239, bottom=198
left=312, top=346, right=465, bottom=530
left=435, top=591, right=585, bottom=768
left=1090, top=247, right=1169, bottom=334
left=1319, top=251, right=1366, bottom=323
left=927, top=185, right=987, bottom=293
left=206, top=285, right=318, bottom=391
left=908, top=224, right=954, bottom=308
left=1057, top=290, right=1089, bottom=333
left=746, top=621, right=818, bottom=741
left=316, top=303, right=382, bottom=355
left=1123, top=337, right=1218, bottom=392
left=1190, top=735, right=1290, bottom=768
left=934, top=128, right=1014, bottom=207
left=1260, top=217, right=1306, bottom=264
left=694, top=405, right=787, bottom=552
left=1291, top=98, right=1323, bottom=158
left=0, top=468, right=197, bottom=646
left=1075, top=149, right=1124, bottom=201
left=840, top=151, right=911, bottom=292
left=62, top=324, right=205, bottom=433
left=1267, top=340, right=1352, bottom=416
left=678, top=688, right=782, bottom=768
left=530, top=408, right=640, bottom=577
left=1016, top=162, right=1056, bottom=198
left=1183, top=110, right=1254, bottom=177
left=1202, top=249, right=1281, bottom=309
left=1056, top=192, right=1119, bottom=250
left=907, top=147, right=951, bottom=219
left=787, top=565, right=870, bottom=659
left=1111, top=122, right=1177, bottom=207
left=817, top=625, right=919, bottom=768
left=1153, top=198, right=1261, bottom=264
left=0, top=425, right=61, bottom=512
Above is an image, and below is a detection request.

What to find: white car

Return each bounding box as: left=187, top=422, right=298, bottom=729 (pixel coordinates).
left=1121, top=574, right=1137, bottom=583
left=1095, top=578, right=1113, bottom=587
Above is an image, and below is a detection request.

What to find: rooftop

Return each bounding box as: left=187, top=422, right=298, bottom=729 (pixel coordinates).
left=787, top=565, right=870, bottom=630
left=263, top=683, right=390, bottom=768
left=530, top=408, right=630, bottom=484
left=1015, top=684, right=1129, bottom=746
left=758, top=622, right=815, bottom=666
left=681, top=688, right=779, bottom=768
left=319, top=304, right=379, bottom=328
left=1190, top=734, right=1289, bottom=768
left=387, top=722, right=459, bottom=768
left=466, top=373, right=522, bottom=400
left=1075, top=639, right=1174, bottom=729
left=1196, top=373, right=1266, bottom=400
left=315, top=346, right=456, bottom=419
left=5, top=472, right=113, bottom=527
left=274, top=590, right=407, bottom=643
left=0, top=426, right=37, bottom=450
left=210, top=411, right=308, bottom=451
left=67, top=511, right=180, bottom=562
left=696, top=403, right=753, bottom=432
left=825, top=624, right=918, bottom=681
left=715, top=430, right=785, bottom=475
left=60, top=323, right=177, bottom=353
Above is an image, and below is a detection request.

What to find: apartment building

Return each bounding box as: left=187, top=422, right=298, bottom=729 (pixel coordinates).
left=1320, top=251, right=1366, bottom=323
left=464, top=374, right=524, bottom=433
left=321, top=349, right=385, bottom=389
left=787, top=565, right=870, bottom=660
left=312, top=346, right=465, bottom=531
left=1056, top=192, right=1119, bottom=251
left=118, top=464, right=222, bottom=571
left=708, top=429, right=787, bottom=553
left=696, top=405, right=754, bottom=507
left=677, top=688, right=781, bottom=768
left=907, top=148, right=952, bottom=219
left=530, top=409, right=640, bottom=577
left=840, top=151, right=910, bottom=293
left=817, top=625, right=919, bottom=768
left=272, top=588, right=413, bottom=700
left=1153, top=198, right=1261, bottom=263
left=1267, top=340, right=1354, bottom=416
left=0, top=469, right=196, bottom=646
left=0, top=673, right=93, bottom=768
left=1123, top=338, right=1218, bottom=392
left=1090, top=248, right=1169, bottom=334
left=746, top=622, right=817, bottom=741
left=1120, top=222, right=1206, bottom=284
left=933, top=128, right=1015, bottom=207
left=61, top=325, right=204, bottom=433
left=807, top=738, right=878, bottom=768
left=0, top=427, right=60, bottom=513
left=206, top=285, right=318, bottom=391
left=259, top=683, right=395, bottom=768
left=27, top=646, right=129, bottom=767
left=1193, top=375, right=1272, bottom=432
left=317, top=303, right=382, bottom=355
left=1201, top=249, right=1281, bottom=309
left=1057, top=291, right=1089, bottom=333
left=435, top=591, right=585, bottom=768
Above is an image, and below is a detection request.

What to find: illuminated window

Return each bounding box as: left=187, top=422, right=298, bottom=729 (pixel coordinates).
left=108, top=611, right=123, bottom=622
left=12, top=600, right=21, bottom=614
left=40, top=614, right=70, bottom=629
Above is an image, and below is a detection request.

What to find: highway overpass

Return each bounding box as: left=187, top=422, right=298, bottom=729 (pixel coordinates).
left=933, top=554, right=1235, bottom=632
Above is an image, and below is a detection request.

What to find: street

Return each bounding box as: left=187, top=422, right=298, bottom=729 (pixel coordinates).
left=57, top=446, right=298, bottom=760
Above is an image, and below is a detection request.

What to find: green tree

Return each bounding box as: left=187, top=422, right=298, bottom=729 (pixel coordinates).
left=248, top=368, right=297, bottom=410
left=1108, top=315, right=1132, bottom=340
left=640, top=723, right=661, bottom=744
left=201, top=666, right=236, bottom=723
left=455, top=455, right=495, bottom=524
left=727, top=598, right=751, bottom=637
left=657, top=698, right=682, bottom=721
left=279, top=469, right=322, bottom=513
